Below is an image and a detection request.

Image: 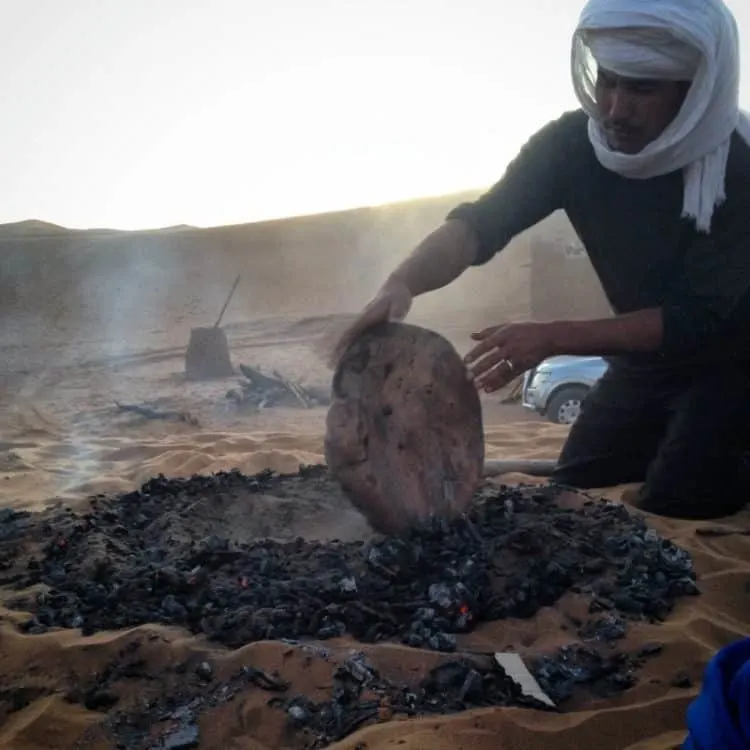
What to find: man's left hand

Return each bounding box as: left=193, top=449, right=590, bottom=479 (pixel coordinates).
left=464, top=321, right=558, bottom=393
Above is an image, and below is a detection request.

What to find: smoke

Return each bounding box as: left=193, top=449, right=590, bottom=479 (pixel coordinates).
left=0, top=196, right=570, bottom=504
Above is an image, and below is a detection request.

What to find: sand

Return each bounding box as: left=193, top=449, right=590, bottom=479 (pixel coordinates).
left=0, top=213, right=748, bottom=749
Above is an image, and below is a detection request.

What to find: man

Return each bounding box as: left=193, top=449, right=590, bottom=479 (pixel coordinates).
left=333, top=0, right=750, bottom=520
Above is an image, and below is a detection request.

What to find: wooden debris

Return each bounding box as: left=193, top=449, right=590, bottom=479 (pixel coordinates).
left=273, top=369, right=312, bottom=409
left=114, top=402, right=200, bottom=427
left=238, top=364, right=282, bottom=390
left=214, top=274, right=241, bottom=328
left=694, top=526, right=750, bottom=538
left=500, top=375, right=525, bottom=404
left=227, top=364, right=328, bottom=411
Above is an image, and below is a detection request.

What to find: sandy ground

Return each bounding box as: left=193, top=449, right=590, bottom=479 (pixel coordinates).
left=1, top=230, right=749, bottom=750
left=0, top=309, right=557, bottom=511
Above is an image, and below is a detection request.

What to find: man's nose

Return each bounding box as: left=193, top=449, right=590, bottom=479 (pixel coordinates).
left=605, top=86, right=633, bottom=122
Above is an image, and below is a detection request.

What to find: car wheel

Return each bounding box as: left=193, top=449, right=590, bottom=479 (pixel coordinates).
left=546, top=386, right=589, bottom=425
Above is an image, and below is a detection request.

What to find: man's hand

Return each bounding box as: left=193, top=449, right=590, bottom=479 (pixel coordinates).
left=324, top=220, right=481, bottom=370
left=464, top=321, right=557, bottom=392
left=328, top=278, right=413, bottom=368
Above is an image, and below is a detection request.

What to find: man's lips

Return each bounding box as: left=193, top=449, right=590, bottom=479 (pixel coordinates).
left=606, top=127, right=639, bottom=140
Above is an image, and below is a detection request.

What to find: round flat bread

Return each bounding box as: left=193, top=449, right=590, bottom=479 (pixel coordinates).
left=325, top=321, right=484, bottom=535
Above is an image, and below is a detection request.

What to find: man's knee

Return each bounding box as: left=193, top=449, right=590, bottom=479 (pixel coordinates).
left=634, top=447, right=749, bottom=519
left=634, top=476, right=748, bottom=519
left=551, top=375, right=665, bottom=489
left=635, top=366, right=750, bottom=518
left=672, top=366, right=750, bottom=428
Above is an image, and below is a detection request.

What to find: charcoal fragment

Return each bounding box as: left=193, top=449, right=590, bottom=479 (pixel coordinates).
left=162, top=595, right=188, bottom=621
left=286, top=696, right=315, bottom=727
left=671, top=671, right=693, bottom=689
left=82, top=689, right=119, bottom=711
left=638, top=642, right=664, bottom=658
left=422, top=660, right=474, bottom=693
left=427, top=632, right=457, bottom=652
left=195, top=662, right=213, bottom=681
left=578, top=615, right=627, bottom=642
left=339, top=652, right=377, bottom=686
left=0, top=507, right=18, bottom=523
left=458, top=669, right=484, bottom=702
left=339, top=576, right=358, bottom=594
left=240, top=666, right=289, bottom=692
left=161, top=722, right=200, bottom=749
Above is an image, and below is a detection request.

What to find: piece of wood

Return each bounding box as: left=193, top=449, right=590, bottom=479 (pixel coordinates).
left=114, top=402, right=199, bottom=426
left=482, top=458, right=557, bottom=477
left=289, top=381, right=312, bottom=408
left=325, top=321, right=484, bottom=535
left=239, top=363, right=284, bottom=390
left=500, top=375, right=524, bottom=404
left=273, top=369, right=312, bottom=409
left=214, top=274, right=241, bottom=328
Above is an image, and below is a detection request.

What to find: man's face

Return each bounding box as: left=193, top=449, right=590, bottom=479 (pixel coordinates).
left=594, top=68, right=690, bottom=154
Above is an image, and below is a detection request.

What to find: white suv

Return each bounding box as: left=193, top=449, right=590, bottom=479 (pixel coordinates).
left=521, top=356, right=609, bottom=425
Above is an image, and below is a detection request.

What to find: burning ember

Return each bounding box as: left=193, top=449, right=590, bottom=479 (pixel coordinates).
left=0, top=466, right=698, bottom=748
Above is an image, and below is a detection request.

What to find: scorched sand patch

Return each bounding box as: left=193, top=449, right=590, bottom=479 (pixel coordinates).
left=0, top=467, right=704, bottom=749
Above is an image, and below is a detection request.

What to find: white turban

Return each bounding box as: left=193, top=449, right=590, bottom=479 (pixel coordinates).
left=571, top=0, right=750, bottom=233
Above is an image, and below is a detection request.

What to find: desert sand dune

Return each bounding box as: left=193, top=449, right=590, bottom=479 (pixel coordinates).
left=0, top=196, right=747, bottom=749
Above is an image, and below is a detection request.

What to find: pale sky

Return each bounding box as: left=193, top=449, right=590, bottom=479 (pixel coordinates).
left=1, top=0, right=748, bottom=231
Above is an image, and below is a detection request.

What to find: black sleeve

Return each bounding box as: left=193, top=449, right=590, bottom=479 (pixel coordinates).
left=446, top=113, right=572, bottom=266
left=661, top=197, right=750, bottom=355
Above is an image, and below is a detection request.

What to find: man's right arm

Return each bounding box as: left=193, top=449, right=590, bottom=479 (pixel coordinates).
left=382, top=112, right=575, bottom=298
left=384, top=218, right=480, bottom=297
left=329, top=112, right=576, bottom=366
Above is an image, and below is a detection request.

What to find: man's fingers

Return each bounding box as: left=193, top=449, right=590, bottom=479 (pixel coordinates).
left=472, top=350, right=518, bottom=391
left=328, top=317, right=370, bottom=368
left=464, top=335, right=503, bottom=364
left=467, top=348, right=507, bottom=379
left=476, top=365, right=514, bottom=393
left=328, top=299, right=394, bottom=369
left=390, top=296, right=411, bottom=322
left=471, top=323, right=510, bottom=342
left=481, top=373, right=511, bottom=393
left=470, top=326, right=497, bottom=341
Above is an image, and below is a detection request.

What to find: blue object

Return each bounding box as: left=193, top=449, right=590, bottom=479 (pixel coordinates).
left=683, top=637, right=750, bottom=749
